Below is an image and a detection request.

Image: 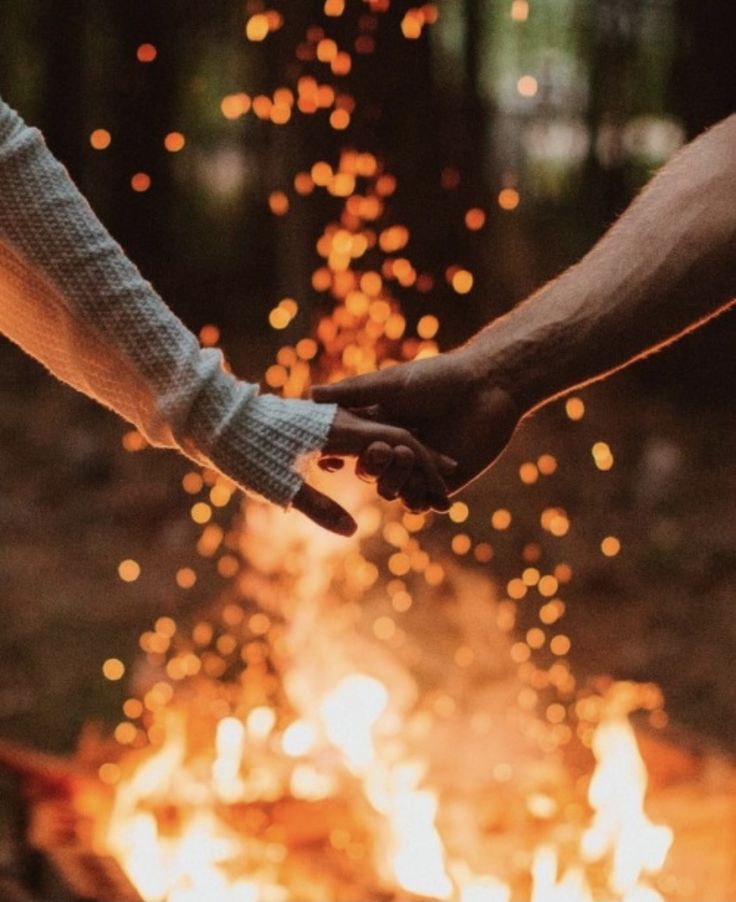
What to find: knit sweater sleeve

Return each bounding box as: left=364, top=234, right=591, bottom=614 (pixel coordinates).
left=0, top=97, right=336, bottom=507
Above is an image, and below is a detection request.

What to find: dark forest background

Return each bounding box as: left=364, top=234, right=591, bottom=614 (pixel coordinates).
left=1, top=0, right=735, bottom=388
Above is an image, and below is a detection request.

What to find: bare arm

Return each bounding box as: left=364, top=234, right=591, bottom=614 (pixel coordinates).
left=468, top=114, right=736, bottom=411
left=314, top=116, right=736, bottom=494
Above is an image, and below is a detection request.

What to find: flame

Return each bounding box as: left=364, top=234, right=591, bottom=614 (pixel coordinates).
left=367, top=762, right=453, bottom=899
left=523, top=718, right=672, bottom=902
left=104, top=713, right=282, bottom=901
left=531, top=846, right=592, bottom=902
left=213, top=717, right=247, bottom=802
left=319, top=674, right=388, bottom=772
left=460, top=876, right=511, bottom=902
left=582, top=718, right=673, bottom=897
left=100, top=482, right=675, bottom=902
left=105, top=715, right=186, bottom=899
left=95, top=9, right=678, bottom=898
left=102, top=678, right=674, bottom=902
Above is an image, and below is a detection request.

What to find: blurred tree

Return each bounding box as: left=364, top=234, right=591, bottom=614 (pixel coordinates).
left=1, top=0, right=732, bottom=380
left=675, top=0, right=736, bottom=136
left=105, top=0, right=179, bottom=273
left=41, top=0, right=89, bottom=179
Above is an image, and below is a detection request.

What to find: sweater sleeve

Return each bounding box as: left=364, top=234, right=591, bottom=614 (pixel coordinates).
left=0, top=96, right=336, bottom=507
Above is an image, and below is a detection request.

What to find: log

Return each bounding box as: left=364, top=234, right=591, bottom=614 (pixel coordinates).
left=0, top=739, right=141, bottom=901
left=0, top=739, right=88, bottom=795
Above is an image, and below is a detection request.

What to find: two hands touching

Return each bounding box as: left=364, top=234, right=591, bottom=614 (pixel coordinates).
left=292, top=349, right=522, bottom=536
left=295, top=112, right=736, bottom=534
left=2, top=95, right=732, bottom=538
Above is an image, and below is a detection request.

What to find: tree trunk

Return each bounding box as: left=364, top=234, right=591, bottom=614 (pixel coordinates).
left=674, top=0, right=736, bottom=138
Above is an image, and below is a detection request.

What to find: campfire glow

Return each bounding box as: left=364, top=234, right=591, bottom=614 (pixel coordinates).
left=101, top=653, right=673, bottom=902
left=83, top=6, right=679, bottom=900
left=96, top=476, right=674, bottom=902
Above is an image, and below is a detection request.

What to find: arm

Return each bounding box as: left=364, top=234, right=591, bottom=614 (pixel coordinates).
left=314, top=116, right=736, bottom=494
left=0, top=97, right=451, bottom=533
left=466, top=114, right=736, bottom=411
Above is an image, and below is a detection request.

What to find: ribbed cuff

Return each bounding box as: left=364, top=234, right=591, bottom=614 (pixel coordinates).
left=206, top=392, right=337, bottom=507
left=0, top=96, right=339, bottom=508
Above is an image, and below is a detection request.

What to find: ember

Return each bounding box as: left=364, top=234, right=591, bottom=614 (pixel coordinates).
left=3, top=5, right=735, bottom=902
left=88, top=123, right=676, bottom=902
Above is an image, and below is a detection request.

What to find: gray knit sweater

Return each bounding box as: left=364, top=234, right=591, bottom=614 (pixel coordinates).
left=0, top=97, right=336, bottom=506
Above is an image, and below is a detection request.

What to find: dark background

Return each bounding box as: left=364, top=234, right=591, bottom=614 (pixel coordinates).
left=1, top=0, right=735, bottom=759
left=2, top=0, right=735, bottom=378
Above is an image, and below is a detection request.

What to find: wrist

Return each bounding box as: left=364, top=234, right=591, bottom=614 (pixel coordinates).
left=460, top=269, right=598, bottom=415
left=459, top=323, right=545, bottom=417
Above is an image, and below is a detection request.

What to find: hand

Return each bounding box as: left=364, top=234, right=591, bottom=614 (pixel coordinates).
left=311, top=350, right=522, bottom=497
left=291, top=408, right=457, bottom=536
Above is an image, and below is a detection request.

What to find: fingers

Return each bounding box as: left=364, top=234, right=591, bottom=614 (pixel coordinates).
left=397, top=472, right=431, bottom=514
left=437, top=453, right=458, bottom=477
left=357, top=442, right=450, bottom=513
left=376, top=445, right=415, bottom=501
left=325, top=409, right=455, bottom=512
left=319, top=437, right=395, bottom=476
left=369, top=448, right=434, bottom=513
left=291, top=484, right=357, bottom=537
left=352, top=441, right=435, bottom=513
left=396, top=432, right=453, bottom=511
left=317, top=441, right=433, bottom=515
left=356, top=443, right=431, bottom=513
left=311, top=371, right=396, bottom=408
left=355, top=441, right=392, bottom=481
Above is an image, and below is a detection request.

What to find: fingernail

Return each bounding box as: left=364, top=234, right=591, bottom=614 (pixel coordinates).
left=338, top=515, right=357, bottom=536
left=432, top=494, right=451, bottom=512
left=319, top=456, right=344, bottom=472
left=441, top=455, right=459, bottom=472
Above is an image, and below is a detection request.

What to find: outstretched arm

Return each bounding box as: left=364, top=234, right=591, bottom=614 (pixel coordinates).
left=315, top=115, right=736, bottom=495
left=466, top=113, right=736, bottom=411
left=0, top=96, right=452, bottom=534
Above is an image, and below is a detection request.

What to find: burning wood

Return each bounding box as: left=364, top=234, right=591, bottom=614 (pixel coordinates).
left=7, top=698, right=736, bottom=902
left=0, top=740, right=141, bottom=902
left=0, top=739, right=88, bottom=796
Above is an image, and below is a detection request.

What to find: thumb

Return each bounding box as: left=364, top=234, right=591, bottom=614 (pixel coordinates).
left=311, top=370, right=396, bottom=408
left=291, top=483, right=357, bottom=537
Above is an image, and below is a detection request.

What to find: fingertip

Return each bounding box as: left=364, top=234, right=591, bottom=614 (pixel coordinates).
left=321, top=504, right=357, bottom=537
left=378, top=486, right=401, bottom=502
left=292, top=483, right=357, bottom=537
left=367, top=442, right=392, bottom=467
left=431, top=494, right=451, bottom=513
left=339, top=516, right=358, bottom=537
left=408, top=504, right=431, bottom=515
left=311, top=385, right=333, bottom=403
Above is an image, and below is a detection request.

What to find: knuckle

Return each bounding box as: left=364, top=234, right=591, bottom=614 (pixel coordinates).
left=396, top=445, right=415, bottom=464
